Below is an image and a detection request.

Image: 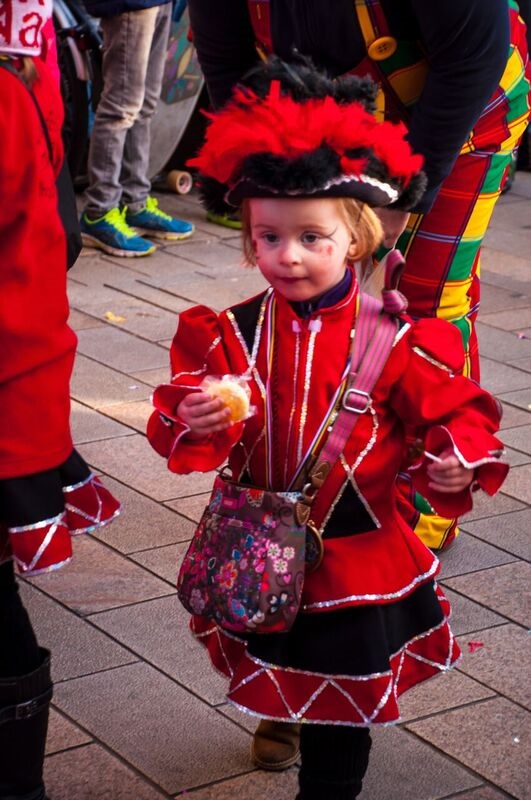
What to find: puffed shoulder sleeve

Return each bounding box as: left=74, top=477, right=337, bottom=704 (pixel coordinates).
left=146, top=305, right=243, bottom=473
left=390, top=318, right=509, bottom=517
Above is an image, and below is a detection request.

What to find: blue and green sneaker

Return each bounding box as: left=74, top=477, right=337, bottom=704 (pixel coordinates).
left=125, top=196, right=194, bottom=240
left=80, top=207, right=156, bottom=257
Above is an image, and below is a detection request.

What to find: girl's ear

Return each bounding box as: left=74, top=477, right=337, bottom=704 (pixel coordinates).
left=347, top=238, right=359, bottom=259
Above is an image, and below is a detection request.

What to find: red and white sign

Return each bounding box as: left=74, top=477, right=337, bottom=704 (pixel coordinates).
left=0, top=0, right=53, bottom=56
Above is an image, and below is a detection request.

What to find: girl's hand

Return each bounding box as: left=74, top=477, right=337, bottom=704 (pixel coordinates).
left=177, top=391, right=231, bottom=438
left=427, top=449, right=474, bottom=493
left=373, top=208, right=410, bottom=249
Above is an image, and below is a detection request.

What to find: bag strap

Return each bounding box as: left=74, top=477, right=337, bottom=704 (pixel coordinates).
left=295, top=252, right=408, bottom=525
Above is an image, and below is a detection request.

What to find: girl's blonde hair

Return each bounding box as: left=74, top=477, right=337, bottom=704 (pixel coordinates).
left=240, top=197, right=383, bottom=266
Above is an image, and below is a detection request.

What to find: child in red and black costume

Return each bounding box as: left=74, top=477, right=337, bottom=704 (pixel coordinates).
left=147, top=59, right=508, bottom=800
left=0, top=5, right=120, bottom=799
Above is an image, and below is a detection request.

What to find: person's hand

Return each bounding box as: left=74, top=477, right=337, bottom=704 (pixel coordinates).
left=177, top=391, right=231, bottom=438
left=374, top=208, right=410, bottom=249
left=427, top=449, right=474, bottom=493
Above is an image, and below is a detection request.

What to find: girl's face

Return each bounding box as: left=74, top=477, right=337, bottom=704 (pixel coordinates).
left=250, top=198, right=356, bottom=303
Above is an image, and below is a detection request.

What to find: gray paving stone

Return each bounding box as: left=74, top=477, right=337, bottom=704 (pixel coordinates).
left=508, top=355, right=531, bottom=373
left=482, top=229, right=531, bottom=271
left=499, top=402, right=531, bottom=428
left=360, top=726, right=481, bottom=800
left=480, top=307, right=531, bottom=332
left=477, top=323, right=531, bottom=363
left=440, top=587, right=506, bottom=636
left=165, top=493, right=212, bottom=522
left=500, top=446, right=530, bottom=467
left=437, top=532, right=516, bottom=580
left=78, top=435, right=215, bottom=501
left=510, top=171, right=531, bottom=199
left=445, top=562, right=530, bottom=627
left=92, top=476, right=196, bottom=553
left=143, top=270, right=268, bottom=311
left=500, top=463, right=531, bottom=503
left=82, top=291, right=180, bottom=342
left=487, top=196, right=531, bottom=232
left=406, top=697, right=529, bottom=799
left=77, top=326, right=169, bottom=371
left=71, top=399, right=134, bottom=444
left=183, top=768, right=298, bottom=800
left=44, top=743, right=168, bottom=799
left=46, top=707, right=92, bottom=755
left=461, top=490, right=525, bottom=522
left=500, top=424, right=531, bottom=454
left=29, top=536, right=172, bottom=616
left=105, top=274, right=191, bottom=314
left=68, top=308, right=105, bottom=331
left=398, top=669, right=495, bottom=723
left=444, top=788, right=511, bottom=800
left=497, top=388, right=531, bottom=412
left=163, top=239, right=242, bottom=270
left=18, top=582, right=136, bottom=681
left=90, top=595, right=226, bottom=704
left=479, top=281, right=531, bottom=314
left=71, top=354, right=153, bottom=407
left=456, top=624, right=530, bottom=709
left=479, top=358, right=530, bottom=394
left=97, top=399, right=154, bottom=434
left=130, top=542, right=188, bottom=584
left=53, top=662, right=250, bottom=794
left=130, top=366, right=172, bottom=387
left=186, top=725, right=482, bottom=800
left=462, top=509, right=531, bottom=561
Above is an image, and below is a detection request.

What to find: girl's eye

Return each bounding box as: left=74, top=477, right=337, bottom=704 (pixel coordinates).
left=301, top=232, right=321, bottom=244
left=261, top=232, right=279, bottom=244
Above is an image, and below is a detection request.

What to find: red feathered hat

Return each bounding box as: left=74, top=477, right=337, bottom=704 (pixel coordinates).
left=188, top=56, right=426, bottom=213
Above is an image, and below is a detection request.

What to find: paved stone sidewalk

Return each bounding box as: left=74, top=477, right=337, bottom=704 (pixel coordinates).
left=27, top=174, right=530, bottom=799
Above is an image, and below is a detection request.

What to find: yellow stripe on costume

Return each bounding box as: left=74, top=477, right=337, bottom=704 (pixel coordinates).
left=388, top=63, right=428, bottom=107
left=438, top=279, right=475, bottom=322
left=500, top=46, right=526, bottom=95
left=462, top=193, right=501, bottom=239
left=355, top=0, right=377, bottom=46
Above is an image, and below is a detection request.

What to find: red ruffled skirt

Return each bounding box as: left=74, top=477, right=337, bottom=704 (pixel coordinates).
left=191, top=580, right=460, bottom=727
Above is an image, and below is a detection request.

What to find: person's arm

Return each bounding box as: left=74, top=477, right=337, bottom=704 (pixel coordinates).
left=407, top=0, right=510, bottom=212
left=146, top=305, right=244, bottom=473
left=188, top=0, right=260, bottom=108
left=390, top=318, right=508, bottom=517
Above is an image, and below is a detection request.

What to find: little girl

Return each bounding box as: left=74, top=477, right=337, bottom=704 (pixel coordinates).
left=148, top=58, right=508, bottom=800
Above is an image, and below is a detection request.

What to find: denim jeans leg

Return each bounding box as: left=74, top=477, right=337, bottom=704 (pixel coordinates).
left=122, top=3, right=172, bottom=211
left=84, top=8, right=159, bottom=216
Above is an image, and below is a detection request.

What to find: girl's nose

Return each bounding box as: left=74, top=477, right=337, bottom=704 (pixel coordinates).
left=279, top=240, right=301, bottom=265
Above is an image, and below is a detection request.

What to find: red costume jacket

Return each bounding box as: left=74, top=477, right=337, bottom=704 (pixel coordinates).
left=0, top=59, right=76, bottom=479
left=148, top=277, right=508, bottom=611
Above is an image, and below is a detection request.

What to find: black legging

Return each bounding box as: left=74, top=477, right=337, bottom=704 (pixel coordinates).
left=0, top=560, right=41, bottom=677
left=297, top=723, right=372, bottom=800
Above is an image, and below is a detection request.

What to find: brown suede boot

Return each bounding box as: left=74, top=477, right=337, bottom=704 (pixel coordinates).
left=251, top=719, right=301, bottom=771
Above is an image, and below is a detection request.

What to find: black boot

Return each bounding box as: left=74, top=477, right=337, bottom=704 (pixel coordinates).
left=296, top=724, right=372, bottom=800
left=0, top=648, right=52, bottom=800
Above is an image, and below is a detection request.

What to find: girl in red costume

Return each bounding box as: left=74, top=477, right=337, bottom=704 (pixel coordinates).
left=0, top=4, right=120, bottom=799
left=148, top=59, right=508, bottom=800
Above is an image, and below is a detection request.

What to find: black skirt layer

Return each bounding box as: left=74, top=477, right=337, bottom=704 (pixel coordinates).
left=243, top=579, right=444, bottom=676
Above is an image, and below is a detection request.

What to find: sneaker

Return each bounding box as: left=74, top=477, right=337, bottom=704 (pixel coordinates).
left=125, top=196, right=194, bottom=240
left=206, top=210, right=242, bottom=230
left=80, top=207, right=156, bottom=257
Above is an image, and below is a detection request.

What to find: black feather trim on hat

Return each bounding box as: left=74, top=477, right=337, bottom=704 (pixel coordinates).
left=242, top=53, right=378, bottom=114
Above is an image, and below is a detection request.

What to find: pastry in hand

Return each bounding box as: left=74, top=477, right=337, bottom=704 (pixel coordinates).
left=202, top=376, right=251, bottom=424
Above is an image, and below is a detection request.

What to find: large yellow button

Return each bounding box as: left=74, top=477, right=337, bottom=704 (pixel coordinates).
left=368, top=36, right=398, bottom=61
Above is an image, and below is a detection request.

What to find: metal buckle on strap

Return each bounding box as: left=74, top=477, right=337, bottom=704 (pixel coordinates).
left=342, top=388, right=371, bottom=413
